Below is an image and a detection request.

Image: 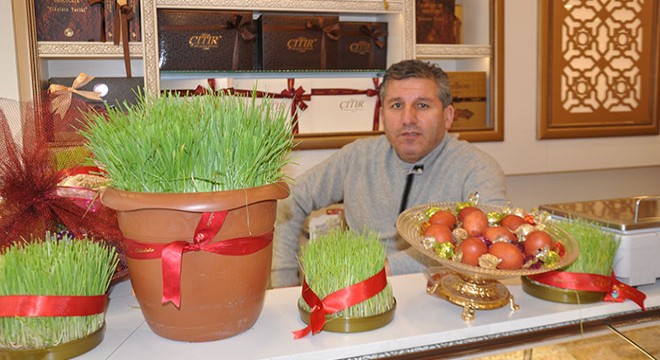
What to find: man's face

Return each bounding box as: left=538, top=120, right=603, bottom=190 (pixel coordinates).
left=381, top=78, right=455, bottom=163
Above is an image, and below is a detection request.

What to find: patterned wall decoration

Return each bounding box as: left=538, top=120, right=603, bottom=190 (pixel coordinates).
left=538, top=0, right=659, bottom=139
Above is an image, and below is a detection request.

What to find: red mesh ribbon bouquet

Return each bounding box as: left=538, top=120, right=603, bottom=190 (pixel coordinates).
left=0, top=97, right=126, bottom=278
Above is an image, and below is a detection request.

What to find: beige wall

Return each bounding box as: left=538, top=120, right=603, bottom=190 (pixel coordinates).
left=4, top=0, right=660, bottom=208
left=1, top=1, right=19, bottom=100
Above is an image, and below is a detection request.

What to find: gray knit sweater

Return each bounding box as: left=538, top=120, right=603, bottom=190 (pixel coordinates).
left=271, top=133, right=508, bottom=288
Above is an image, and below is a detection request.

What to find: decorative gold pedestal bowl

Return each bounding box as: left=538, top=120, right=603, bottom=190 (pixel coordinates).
left=396, top=202, right=579, bottom=322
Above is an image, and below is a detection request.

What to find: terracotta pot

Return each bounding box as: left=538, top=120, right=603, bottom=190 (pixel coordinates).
left=101, top=182, right=289, bottom=342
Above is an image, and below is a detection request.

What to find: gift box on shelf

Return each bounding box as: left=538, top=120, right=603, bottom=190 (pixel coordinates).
left=48, top=75, right=144, bottom=109
left=303, top=77, right=382, bottom=133
left=415, top=0, right=459, bottom=44
left=158, top=9, right=256, bottom=71
left=104, top=0, right=141, bottom=43
left=46, top=74, right=144, bottom=144
left=160, top=77, right=234, bottom=96
left=34, top=0, right=104, bottom=41
left=337, top=22, right=387, bottom=70
left=447, top=71, right=488, bottom=130
left=233, top=77, right=312, bottom=133
left=257, top=14, right=339, bottom=71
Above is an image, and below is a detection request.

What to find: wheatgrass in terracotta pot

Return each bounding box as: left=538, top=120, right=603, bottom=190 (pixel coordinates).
left=79, top=90, right=294, bottom=342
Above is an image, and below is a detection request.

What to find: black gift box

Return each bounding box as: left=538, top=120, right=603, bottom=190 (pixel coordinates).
left=48, top=77, right=144, bottom=109
left=158, top=9, right=255, bottom=71
left=45, top=77, right=144, bottom=144
left=257, top=14, right=339, bottom=71
left=337, top=22, right=387, bottom=70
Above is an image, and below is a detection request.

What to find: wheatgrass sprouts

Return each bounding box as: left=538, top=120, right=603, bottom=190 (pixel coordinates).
left=80, top=90, right=294, bottom=193
left=555, top=218, right=620, bottom=275
left=0, top=233, right=119, bottom=349
left=297, top=228, right=395, bottom=319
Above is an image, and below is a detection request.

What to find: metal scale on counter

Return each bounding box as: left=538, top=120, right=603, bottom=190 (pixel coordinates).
left=540, top=195, right=660, bottom=286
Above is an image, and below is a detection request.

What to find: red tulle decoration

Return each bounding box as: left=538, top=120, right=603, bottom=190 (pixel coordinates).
left=0, top=97, right=124, bottom=266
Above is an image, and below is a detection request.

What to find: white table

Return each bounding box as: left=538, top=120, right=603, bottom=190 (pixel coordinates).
left=82, top=273, right=660, bottom=359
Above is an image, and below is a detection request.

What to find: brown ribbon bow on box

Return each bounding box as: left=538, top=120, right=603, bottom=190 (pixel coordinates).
left=360, top=24, right=387, bottom=69
left=47, top=73, right=103, bottom=119
left=226, top=14, right=256, bottom=70
left=305, top=18, right=339, bottom=70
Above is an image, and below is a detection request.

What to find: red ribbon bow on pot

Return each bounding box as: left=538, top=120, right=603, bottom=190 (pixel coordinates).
left=124, top=211, right=272, bottom=308
left=292, top=267, right=387, bottom=339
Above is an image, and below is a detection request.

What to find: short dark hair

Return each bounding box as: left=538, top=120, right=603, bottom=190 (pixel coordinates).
left=380, top=59, right=453, bottom=108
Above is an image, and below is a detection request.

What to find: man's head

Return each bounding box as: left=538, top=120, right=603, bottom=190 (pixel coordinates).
left=379, top=59, right=455, bottom=163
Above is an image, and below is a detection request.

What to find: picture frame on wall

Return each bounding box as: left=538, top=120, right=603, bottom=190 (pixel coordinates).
left=538, top=0, right=660, bottom=139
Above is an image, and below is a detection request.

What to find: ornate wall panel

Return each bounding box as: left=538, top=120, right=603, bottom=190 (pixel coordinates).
left=539, top=0, right=660, bottom=139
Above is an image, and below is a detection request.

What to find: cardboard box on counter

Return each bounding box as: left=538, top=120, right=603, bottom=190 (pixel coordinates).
left=158, top=9, right=256, bottom=71
left=447, top=71, right=488, bottom=130
left=338, top=22, right=388, bottom=71
left=257, top=14, right=339, bottom=71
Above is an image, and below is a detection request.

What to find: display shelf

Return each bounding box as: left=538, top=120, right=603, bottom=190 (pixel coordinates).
left=14, top=0, right=503, bottom=146
left=37, top=42, right=143, bottom=59
left=153, top=0, right=403, bottom=13
left=415, top=44, right=491, bottom=59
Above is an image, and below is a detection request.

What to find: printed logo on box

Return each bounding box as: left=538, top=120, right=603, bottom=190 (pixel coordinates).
left=189, top=34, right=222, bottom=50
left=339, top=98, right=366, bottom=112
left=287, top=37, right=317, bottom=53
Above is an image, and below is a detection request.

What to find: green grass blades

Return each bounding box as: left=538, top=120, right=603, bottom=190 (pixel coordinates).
left=555, top=218, right=620, bottom=275
left=0, top=233, right=119, bottom=349
left=298, top=228, right=395, bottom=318
left=80, top=90, right=294, bottom=193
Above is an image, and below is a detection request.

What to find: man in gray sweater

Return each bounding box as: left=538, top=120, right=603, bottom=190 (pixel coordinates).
left=271, top=59, right=508, bottom=288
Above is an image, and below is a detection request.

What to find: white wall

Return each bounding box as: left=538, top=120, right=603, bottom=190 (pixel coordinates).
left=4, top=0, right=660, bottom=209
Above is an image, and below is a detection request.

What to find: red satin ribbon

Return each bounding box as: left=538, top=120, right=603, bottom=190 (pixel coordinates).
left=293, top=267, right=387, bottom=339
left=370, top=78, right=381, bottom=130
left=280, top=79, right=311, bottom=134
left=0, top=294, right=107, bottom=317
left=124, top=211, right=272, bottom=308
left=528, top=271, right=646, bottom=310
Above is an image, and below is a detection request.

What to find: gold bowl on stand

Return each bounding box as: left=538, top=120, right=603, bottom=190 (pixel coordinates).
left=396, top=202, right=579, bottom=322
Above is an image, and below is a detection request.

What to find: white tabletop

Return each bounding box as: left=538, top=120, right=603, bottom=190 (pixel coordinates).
left=82, top=272, right=660, bottom=360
